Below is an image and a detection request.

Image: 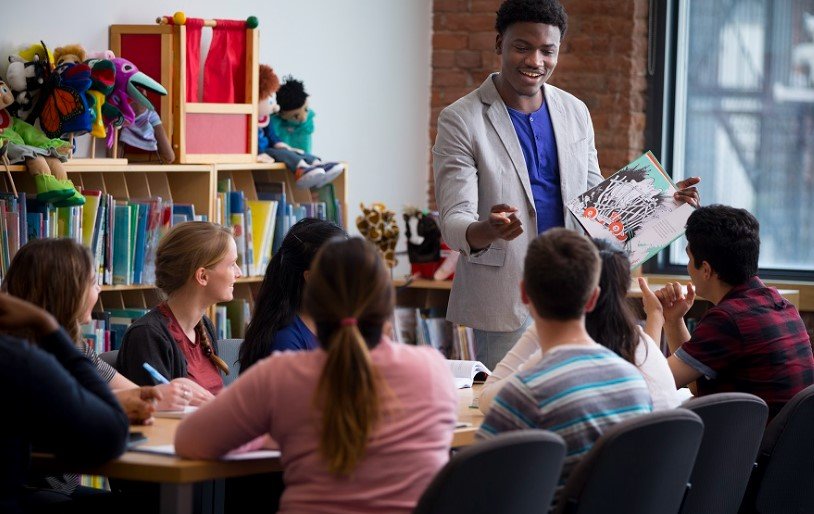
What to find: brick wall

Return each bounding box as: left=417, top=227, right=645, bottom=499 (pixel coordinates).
left=429, top=0, right=650, bottom=209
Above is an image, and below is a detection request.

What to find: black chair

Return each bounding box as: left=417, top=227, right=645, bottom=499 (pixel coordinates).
left=414, top=430, right=566, bottom=514
left=99, top=349, right=119, bottom=370
left=739, top=384, right=814, bottom=514
left=555, top=409, right=704, bottom=514
left=216, top=338, right=243, bottom=386
left=679, top=393, right=768, bottom=514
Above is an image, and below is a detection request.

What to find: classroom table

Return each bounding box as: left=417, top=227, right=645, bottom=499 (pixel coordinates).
left=31, top=385, right=485, bottom=514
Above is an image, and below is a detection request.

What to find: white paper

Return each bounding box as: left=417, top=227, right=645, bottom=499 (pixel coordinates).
left=133, top=444, right=281, bottom=460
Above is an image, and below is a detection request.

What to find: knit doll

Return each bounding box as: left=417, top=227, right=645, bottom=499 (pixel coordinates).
left=257, top=67, right=344, bottom=189
left=0, top=79, right=83, bottom=206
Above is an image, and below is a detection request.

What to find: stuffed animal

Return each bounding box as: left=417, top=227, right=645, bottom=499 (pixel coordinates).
left=104, top=58, right=167, bottom=148
left=256, top=65, right=344, bottom=189
left=0, top=79, right=83, bottom=206
left=356, top=202, right=399, bottom=268
left=54, top=44, right=86, bottom=66
left=403, top=207, right=458, bottom=280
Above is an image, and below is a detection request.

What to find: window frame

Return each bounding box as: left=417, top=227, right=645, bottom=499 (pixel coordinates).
left=644, top=0, right=814, bottom=281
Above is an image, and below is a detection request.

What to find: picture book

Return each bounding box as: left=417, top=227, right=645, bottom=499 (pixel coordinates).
left=566, top=151, right=694, bottom=268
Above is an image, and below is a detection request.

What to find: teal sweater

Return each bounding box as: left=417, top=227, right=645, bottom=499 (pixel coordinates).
left=269, top=109, right=315, bottom=153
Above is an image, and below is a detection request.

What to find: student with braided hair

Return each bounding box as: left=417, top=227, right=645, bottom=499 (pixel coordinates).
left=176, top=238, right=457, bottom=514
left=118, top=221, right=241, bottom=399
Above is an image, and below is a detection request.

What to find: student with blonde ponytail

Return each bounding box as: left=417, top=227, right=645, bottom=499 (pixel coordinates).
left=176, top=238, right=457, bottom=514
left=118, top=221, right=241, bottom=398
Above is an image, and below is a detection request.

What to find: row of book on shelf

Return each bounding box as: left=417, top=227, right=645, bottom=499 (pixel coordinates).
left=393, top=307, right=477, bottom=361
left=80, top=299, right=255, bottom=353
left=0, top=181, right=343, bottom=283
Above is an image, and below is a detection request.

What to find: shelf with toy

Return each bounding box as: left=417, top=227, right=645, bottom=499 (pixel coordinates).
left=111, top=13, right=260, bottom=164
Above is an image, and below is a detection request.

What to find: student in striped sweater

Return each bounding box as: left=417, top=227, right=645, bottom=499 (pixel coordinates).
left=477, top=229, right=652, bottom=496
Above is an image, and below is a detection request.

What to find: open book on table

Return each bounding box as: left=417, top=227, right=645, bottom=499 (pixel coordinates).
left=447, top=360, right=491, bottom=389
left=566, top=151, right=694, bottom=269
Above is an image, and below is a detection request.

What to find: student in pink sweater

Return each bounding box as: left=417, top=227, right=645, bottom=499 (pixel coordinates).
left=175, top=238, right=457, bottom=514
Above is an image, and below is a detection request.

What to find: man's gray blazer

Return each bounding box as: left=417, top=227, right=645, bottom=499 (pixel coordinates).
left=433, top=74, right=603, bottom=332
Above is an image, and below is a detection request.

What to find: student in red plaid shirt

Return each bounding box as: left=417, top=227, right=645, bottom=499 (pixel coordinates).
left=640, top=205, right=814, bottom=421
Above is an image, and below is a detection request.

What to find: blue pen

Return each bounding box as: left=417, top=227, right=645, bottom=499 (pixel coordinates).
left=142, top=362, right=170, bottom=385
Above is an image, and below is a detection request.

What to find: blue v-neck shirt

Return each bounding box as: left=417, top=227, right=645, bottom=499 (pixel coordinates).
left=507, top=102, right=564, bottom=234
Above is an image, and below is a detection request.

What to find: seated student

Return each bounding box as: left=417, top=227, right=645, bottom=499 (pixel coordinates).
left=238, top=218, right=347, bottom=374
left=478, top=229, right=652, bottom=494
left=3, top=239, right=192, bottom=422
left=0, top=292, right=129, bottom=514
left=639, top=205, right=814, bottom=420
left=118, top=221, right=240, bottom=398
left=480, top=238, right=680, bottom=412
left=175, top=238, right=457, bottom=514
left=2, top=239, right=173, bottom=502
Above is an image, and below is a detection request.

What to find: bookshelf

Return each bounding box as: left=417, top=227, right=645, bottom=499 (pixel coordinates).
left=2, top=161, right=348, bottom=322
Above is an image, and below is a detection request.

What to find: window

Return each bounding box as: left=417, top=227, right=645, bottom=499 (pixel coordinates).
left=649, top=0, right=814, bottom=277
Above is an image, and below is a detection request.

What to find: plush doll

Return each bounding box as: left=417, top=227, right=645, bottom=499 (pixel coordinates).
left=103, top=58, right=167, bottom=148
left=54, top=44, right=86, bottom=66
left=119, top=86, right=174, bottom=162
left=7, top=42, right=93, bottom=139
left=356, top=202, right=399, bottom=268
left=403, top=207, right=458, bottom=280
left=256, top=65, right=344, bottom=189
left=270, top=76, right=315, bottom=153
left=0, top=79, right=83, bottom=206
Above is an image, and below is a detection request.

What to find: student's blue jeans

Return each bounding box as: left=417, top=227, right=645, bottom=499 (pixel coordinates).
left=473, top=316, right=532, bottom=371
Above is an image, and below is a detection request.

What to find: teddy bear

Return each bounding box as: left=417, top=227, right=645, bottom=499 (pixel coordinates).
left=256, top=66, right=344, bottom=189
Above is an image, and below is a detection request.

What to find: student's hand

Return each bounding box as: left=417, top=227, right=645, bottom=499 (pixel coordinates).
left=116, top=387, right=162, bottom=425
left=171, top=377, right=215, bottom=406
left=674, top=177, right=701, bottom=207
left=0, top=292, right=59, bottom=337
left=654, top=282, right=696, bottom=323
left=637, top=277, right=663, bottom=321
left=154, top=381, right=192, bottom=411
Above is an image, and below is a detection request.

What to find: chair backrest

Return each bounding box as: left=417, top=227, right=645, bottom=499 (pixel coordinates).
left=740, top=384, right=814, bottom=514
left=99, top=350, right=119, bottom=370
left=217, top=339, right=243, bottom=386
left=555, top=409, right=704, bottom=514
left=413, top=430, right=566, bottom=514
left=678, top=393, right=768, bottom=514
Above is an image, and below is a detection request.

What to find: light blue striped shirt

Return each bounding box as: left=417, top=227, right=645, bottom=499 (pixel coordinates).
left=478, top=342, right=652, bottom=497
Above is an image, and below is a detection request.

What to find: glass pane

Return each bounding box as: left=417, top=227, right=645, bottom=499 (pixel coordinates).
left=671, top=0, right=814, bottom=270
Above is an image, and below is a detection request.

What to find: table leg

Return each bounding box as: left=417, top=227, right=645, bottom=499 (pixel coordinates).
left=160, top=483, right=194, bottom=514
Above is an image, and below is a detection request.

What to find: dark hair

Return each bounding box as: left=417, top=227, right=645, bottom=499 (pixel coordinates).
left=276, top=76, right=308, bottom=112
left=524, top=228, right=600, bottom=320
left=585, top=239, right=639, bottom=365
left=685, top=205, right=760, bottom=286
left=303, top=237, right=395, bottom=475
left=238, top=218, right=347, bottom=373
left=495, top=0, right=568, bottom=38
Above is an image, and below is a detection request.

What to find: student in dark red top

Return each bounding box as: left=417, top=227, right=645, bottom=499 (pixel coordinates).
left=118, top=222, right=242, bottom=398
left=640, top=205, right=814, bottom=420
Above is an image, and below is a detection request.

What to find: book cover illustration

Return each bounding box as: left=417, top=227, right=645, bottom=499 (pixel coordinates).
left=566, top=151, right=694, bottom=268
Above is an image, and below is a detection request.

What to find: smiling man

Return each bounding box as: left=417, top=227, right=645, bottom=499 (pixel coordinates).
left=432, top=0, right=604, bottom=369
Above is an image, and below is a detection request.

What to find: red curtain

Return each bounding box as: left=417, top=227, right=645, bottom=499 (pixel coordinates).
left=185, top=18, right=204, bottom=102
left=203, top=19, right=246, bottom=103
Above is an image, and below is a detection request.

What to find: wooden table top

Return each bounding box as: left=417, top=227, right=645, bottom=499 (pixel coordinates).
left=32, top=386, right=485, bottom=484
